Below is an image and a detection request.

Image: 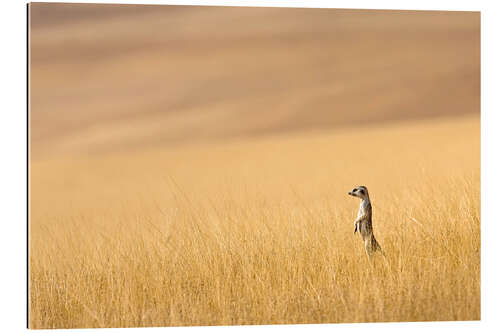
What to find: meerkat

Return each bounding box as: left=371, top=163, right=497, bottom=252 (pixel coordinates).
left=348, top=186, right=383, bottom=256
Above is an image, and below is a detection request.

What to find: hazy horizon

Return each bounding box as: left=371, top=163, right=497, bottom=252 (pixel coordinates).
left=29, top=3, right=479, bottom=159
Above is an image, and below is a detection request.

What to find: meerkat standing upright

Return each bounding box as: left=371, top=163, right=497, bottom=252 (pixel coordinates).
left=348, top=186, right=383, bottom=256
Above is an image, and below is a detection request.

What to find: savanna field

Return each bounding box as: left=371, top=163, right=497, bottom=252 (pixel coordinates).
left=29, top=5, right=480, bottom=329
left=29, top=115, right=480, bottom=328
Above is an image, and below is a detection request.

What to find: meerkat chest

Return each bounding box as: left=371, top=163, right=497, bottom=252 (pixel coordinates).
left=357, top=201, right=373, bottom=236
left=357, top=200, right=372, bottom=221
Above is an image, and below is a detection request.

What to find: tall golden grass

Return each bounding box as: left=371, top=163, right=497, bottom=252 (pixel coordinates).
left=29, top=115, right=480, bottom=328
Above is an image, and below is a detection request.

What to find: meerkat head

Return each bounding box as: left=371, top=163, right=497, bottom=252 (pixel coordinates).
left=348, top=186, right=369, bottom=200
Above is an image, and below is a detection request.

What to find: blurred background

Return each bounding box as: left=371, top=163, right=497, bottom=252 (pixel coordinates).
left=29, top=3, right=480, bottom=160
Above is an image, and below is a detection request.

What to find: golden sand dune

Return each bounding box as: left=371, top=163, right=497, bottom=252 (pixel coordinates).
left=29, top=4, right=479, bottom=159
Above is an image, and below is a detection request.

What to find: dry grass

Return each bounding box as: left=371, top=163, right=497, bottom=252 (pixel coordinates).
left=29, top=115, right=480, bottom=328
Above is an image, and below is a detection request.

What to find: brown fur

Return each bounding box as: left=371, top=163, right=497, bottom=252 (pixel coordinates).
left=349, top=186, right=383, bottom=256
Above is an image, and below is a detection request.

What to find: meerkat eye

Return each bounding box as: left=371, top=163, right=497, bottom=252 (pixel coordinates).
left=353, top=189, right=357, bottom=192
